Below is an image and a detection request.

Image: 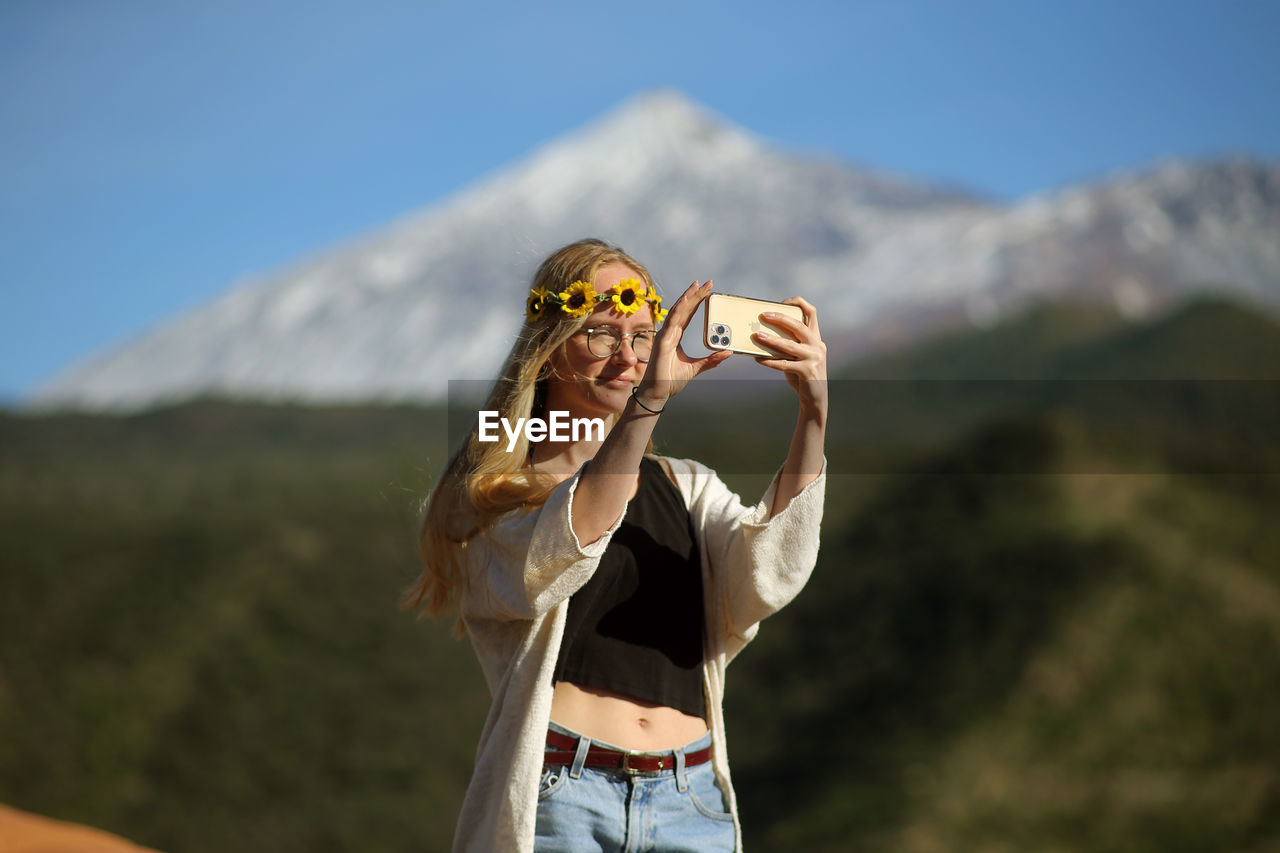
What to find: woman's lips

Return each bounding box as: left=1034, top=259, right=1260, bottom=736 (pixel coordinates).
left=599, top=375, right=634, bottom=389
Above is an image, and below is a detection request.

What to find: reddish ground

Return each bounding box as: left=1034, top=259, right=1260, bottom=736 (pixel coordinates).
left=0, top=805, right=160, bottom=852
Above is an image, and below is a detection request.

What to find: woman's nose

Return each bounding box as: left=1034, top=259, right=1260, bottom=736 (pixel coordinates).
left=611, top=337, right=640, bottom=366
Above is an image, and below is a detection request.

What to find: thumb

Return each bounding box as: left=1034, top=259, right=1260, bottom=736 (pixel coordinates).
left=693, top=350, right=732, bottom=376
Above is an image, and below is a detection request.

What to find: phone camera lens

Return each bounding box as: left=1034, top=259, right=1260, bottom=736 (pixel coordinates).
left=710, top=334, right=721, bottom=345
left=715, top=325, right=726, bottom=334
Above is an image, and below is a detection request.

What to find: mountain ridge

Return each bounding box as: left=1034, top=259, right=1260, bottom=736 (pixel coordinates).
left=29, top=91, right=1280, bottom=411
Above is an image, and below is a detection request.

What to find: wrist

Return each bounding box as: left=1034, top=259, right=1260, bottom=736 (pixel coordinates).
left=797, top=398, right=828, bottom=428
left=631, top=386, right=666, bottom=414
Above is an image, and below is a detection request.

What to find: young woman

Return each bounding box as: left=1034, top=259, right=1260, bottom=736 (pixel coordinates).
left=406, top=238, right=827, bottom=851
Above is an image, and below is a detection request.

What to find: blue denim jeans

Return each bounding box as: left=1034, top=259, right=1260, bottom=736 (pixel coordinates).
left=535, top=722, right=736, bottom=852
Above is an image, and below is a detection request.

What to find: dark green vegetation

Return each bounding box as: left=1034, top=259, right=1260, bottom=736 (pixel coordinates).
left=2, top=298, right=1278, bottom=851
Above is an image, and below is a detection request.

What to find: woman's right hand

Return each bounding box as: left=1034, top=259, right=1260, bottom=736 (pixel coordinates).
left=634, top=281, right=731, bottom=409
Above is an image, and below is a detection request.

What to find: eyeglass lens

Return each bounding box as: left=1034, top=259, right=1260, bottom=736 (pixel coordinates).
left=588, top=329, right=653, bottom=361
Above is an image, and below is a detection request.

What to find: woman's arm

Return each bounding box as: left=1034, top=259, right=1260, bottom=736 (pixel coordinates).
left=668, top=456, right=825, bottom=659
left=569, top=280, right=730, bottom=544
left=465, top=468, right=620, bottom=622
left=774, top=403, right=826, bottom=518
left=752, top=297, right=829, bottom=518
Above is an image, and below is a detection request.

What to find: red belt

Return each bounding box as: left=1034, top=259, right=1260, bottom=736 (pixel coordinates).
left=544, top=729, right=713, bottom=775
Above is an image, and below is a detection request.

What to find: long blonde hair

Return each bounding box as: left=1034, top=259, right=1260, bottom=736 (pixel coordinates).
left=403, top=238, right=658, bottom=626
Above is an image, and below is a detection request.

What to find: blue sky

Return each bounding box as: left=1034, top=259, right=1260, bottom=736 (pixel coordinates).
left=3, top=0, right=1278, bottom=404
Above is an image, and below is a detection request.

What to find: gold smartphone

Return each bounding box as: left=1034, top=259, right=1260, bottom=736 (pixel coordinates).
left=703, top=293, right=805, bottom=358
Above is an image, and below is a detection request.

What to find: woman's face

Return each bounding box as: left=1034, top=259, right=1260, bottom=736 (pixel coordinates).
left=545, top=262, right=655, bottom=420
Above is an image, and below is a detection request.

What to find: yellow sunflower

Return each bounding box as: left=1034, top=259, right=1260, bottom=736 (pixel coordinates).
left=558, top=280, right=597, bottom=318
left=526, top=287, right=550, bottom=323
left=649, top=292, right=668, bottom=324
left=609, top=278, right=648, bottom=316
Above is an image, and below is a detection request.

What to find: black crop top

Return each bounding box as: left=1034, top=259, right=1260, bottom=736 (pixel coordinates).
left=552, top=457, right=707, bottom=719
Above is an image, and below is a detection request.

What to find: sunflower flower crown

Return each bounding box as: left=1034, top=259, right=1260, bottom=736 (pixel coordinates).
left=526, top=277, right=668, bottom=324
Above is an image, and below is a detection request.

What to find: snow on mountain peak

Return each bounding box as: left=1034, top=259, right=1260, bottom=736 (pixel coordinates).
left=26, top=91, right=1280, bottom=411
left=460, top=89, right=763, bottom=223
left=588, top=88, right=760, bottom=158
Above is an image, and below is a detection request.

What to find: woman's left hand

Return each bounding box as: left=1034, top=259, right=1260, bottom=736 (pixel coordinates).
left=752, top=297, right=828, bottom=419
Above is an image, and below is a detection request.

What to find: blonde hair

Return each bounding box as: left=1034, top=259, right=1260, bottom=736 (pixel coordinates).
left=403, top=238, right=658, bottom=627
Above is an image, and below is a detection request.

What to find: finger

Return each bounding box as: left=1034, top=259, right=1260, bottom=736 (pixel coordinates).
left=692, top=349, right=732, bottom=375
left=651, top=283, right=702, bottom=361
left=675, top=337, right=728, bottom=365
left=758, top=311, right=809, bottom=342
left=658, top=280, right=711, bottom=337
left=781, top=296, right=820, bottom=339
left=752, top=330, right=804, bottom=359
left=753, top=355, right=794, bottom=372
left=685, top=279, right=715, bottom=320
left=663, top=281, right=700, bottom=326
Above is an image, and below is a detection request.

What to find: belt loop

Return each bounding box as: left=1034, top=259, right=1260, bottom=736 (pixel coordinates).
left=674, top=746, right=689, bottom=792
left=569, top=734, right=592, bottom=780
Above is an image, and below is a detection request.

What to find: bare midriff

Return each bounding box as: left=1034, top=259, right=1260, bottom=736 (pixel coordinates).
left=550, top=682, right=709, bottom=751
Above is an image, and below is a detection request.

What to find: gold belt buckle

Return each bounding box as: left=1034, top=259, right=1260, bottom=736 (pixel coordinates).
left=621, top=751, right=666, bottom=775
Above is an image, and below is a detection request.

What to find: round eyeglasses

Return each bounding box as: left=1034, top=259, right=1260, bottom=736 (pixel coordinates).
left=583, top=327, right=655, bottom=362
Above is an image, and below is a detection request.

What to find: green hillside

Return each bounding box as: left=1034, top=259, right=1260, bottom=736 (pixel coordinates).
left=845, top=299, right=1133, bottom=380
left=0, top=403, right=482, bottom=851
left=847, top=296, right=1280, bottom=380
left=730, top=414, right=1280, bottom=850
left=1, top=298, right=1278, bottom=851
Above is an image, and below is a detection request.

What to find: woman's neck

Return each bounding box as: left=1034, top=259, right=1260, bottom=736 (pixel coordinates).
left=531, top=381, right=625, bottom=478
left=528, top=433, right=606, bottom=479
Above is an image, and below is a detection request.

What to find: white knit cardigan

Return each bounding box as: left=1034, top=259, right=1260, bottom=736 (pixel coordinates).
left=450, top=454, right=826, bottom=852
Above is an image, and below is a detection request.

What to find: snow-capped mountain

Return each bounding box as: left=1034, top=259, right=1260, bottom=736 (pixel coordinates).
left=29, top=91, right=1280, bottom=410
